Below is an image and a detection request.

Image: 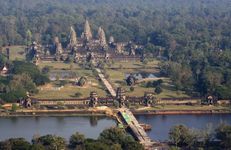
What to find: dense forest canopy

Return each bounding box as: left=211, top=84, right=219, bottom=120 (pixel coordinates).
left=0, top=0, right=230, bottom=47
left=0, top=0, right=231, bottom=99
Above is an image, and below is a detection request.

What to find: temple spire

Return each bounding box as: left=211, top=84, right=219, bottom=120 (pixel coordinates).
left=82, top=19, right=92, bottom=41
left=69, top=26, right=77, bottom=47
left=98, top=27, right=107, bottom=47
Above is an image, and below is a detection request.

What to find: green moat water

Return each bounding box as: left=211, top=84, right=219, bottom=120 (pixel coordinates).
left=0, top=114, right=230, bottom=142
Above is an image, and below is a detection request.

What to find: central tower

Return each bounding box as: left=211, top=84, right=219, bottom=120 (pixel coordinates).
left=81, top=19, right=93, bottom=41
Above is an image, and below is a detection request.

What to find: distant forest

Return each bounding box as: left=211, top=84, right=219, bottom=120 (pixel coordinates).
left=0, top=0, right=230, bottom=47
left=0, top=0, right=231, bottom=99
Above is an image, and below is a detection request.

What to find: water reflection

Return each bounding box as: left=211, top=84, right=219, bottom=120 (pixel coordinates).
left=0, top=116, right=115, bottom=141
left=10, top=117, right=18, bottom=124
left=0, top=114, right=230, bottom=142
left=89, top=116, right=98, bottom=127
left=136, top=114, right=231, bottom=141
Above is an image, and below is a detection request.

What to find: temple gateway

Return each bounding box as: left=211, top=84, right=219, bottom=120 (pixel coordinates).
left=26, top=20, right=144, bottom=64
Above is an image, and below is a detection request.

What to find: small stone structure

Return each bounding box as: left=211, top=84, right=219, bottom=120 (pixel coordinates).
left=89, top=91, right=98, bottom=107
left=144, top=93, right=155, bottom=107
left=116, top=87, right=127, bottom=107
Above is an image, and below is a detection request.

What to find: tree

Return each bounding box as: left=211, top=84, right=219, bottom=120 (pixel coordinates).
left=26, top=30, right=32, bottom=46
left=7, top=138, right=31, bottom=150
left=0, top=88, right=27, bottom=103
left=215, top=124, right=231, bottom=149
left=155, top=86, right=162, bottom=94
left=99, top=127, right=143, bottom=150
left=130, top=86, right=135, bottom=92
left=169, top=125, right=197, bottom=148
left=11, top=103, right=18, bottom=112
left=69, top=132, right=85, bottom=149
left=0, top=55, right=7, bottom=69
left=12, top=61, right=49, bottom=86
left=41, top=66, right=51, bottom=74
left=126, top=75, right=136, bottom=86
left=9, top=73, right=37, bottom=93
left=84, top=140, right=111, bottom=150
left=153, top=79, right=163, bottom=87
left=30, top=144, right=46, bottom=150
left=36, top=135, right=66, bottom=150
left=74, top=92, right=83, bottom=98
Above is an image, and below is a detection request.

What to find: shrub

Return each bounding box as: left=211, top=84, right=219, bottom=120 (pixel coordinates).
left=41, top=66, right=51, bottom=74
left=75, top=92, right=82, bottom=98
left=130, top=86, right=135, bottom=92
left=59, top=80, right=68, bottom=86
left=155, top=86, right=163, bottom=94
left=11, top=103, right=18, bottom=112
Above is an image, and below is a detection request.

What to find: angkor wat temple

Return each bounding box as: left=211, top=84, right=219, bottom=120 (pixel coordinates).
left=26, top=20, right=144, bottom=64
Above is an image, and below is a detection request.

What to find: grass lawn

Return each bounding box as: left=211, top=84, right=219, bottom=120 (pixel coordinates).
left=124, top=84, right=189, bottom=98
left=34, top=66, right=107, bottom=99
left=107, top=59, right=159, bottom=69
left=34, top=83, right=107, bottom=99
left=38, top=61, right=81, bottom=70
left=2, top=45, right=26, bottom=61
left=105, top=63, right=189, bottom=98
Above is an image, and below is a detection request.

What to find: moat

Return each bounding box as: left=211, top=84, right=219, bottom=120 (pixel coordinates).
left=0, top=114, right=230, bottom=142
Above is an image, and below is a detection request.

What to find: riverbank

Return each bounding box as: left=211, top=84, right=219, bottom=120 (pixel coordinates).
left=132, top=105, right=231, bottom=115
left=0, top=109, right=110, bottom=117
left=1, top=106, right=230, bottom=117
left=133, top=109, right=231, bottom=115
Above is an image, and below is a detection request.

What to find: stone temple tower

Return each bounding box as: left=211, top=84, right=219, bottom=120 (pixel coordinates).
left=89, top=91, right=98, bottom=107
left=98, top=27, right=107, bottom=47
left=116, top=87, right=126, bottom=108
left=82, top=20, right=92, bottom=41
left=69, top=26, right=77, bottom=48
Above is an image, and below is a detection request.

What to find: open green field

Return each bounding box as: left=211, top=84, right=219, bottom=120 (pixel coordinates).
left=3, top=46, right=26, bottom=61
left=107, top=59, right=159, bottom=69
left=35, top=62, right=107, bottom=99
left=105, top=60, right=189, bottom=98
left=35, top=60, right=168, bottom=99
left=34, top=83, right=107, bottom=99
left=38, top=61, right=82, bottom=70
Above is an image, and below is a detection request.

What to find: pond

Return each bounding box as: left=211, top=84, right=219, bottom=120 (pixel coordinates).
left=125, top=72, right=158, bottom=80
left=49, top=71, right=77, bottom=81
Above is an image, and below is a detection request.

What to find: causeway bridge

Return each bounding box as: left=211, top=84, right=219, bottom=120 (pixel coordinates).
left=95, top=68, right=159, bottom=149
left=117, top=108, right=155, bottom=149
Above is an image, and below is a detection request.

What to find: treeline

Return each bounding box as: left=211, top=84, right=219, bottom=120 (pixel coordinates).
left=0, top=0, right=230, bottom=47
left=0, top=127, right=143, bottom=150
left=169, top=124, right=231, bottom=150
left=0, top=124, right=230, bottom=150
